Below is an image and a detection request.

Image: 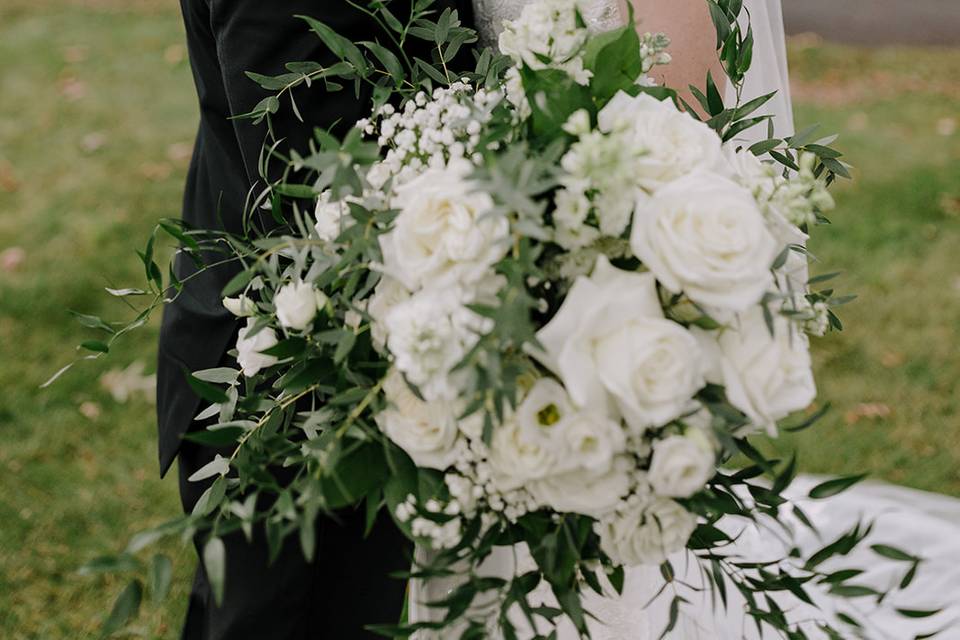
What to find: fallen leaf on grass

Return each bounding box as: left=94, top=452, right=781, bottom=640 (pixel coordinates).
left=138, top=162, right=172, bottom=181
left=0, top=160, right=19, bottom=192
left=62, top=45, right=88, bottom=64
left=880, top=351, right=905, bottom=368
left=844, top=403, right=892, bottom=425
left=166, top=141, right=193, bottom=164
left=0, top=247, right=25, bottom=272
left=79, top=401, right=101, bottom=420
left=57, top=76, right=87, bottom=101
left=81, top=131, right=107, bottom=153
left=936, top=117, right=957, bottom=137
left=164, top=43, right=185, bottom=65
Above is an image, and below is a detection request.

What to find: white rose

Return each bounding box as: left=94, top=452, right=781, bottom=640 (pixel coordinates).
left=376, top=370, right=461, bottom=470
left=379, top=160, right=507, bottom=290
left=274, top=280, right=325, bottom=331
left=631, top=171, right=779, bottom=314
left=697, top=308, right=816, bottom=434
left=314, top=191, right=348, bottom=242
left=235, top=318, right=279, bottom=377
left=534, top=256, right=705, bottom=432
left=648, top=431, right=716, bottom=498
left=597, top=498, right=697, bottom=567
left=598, top=92, right=724, bottom=191
left=222, top=294, right=255, bottom=317
left=529, top=455, right=632, bottom=517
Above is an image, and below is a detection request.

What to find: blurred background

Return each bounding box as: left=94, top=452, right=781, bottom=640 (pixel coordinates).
left=0, top=0, right=957, bottom=637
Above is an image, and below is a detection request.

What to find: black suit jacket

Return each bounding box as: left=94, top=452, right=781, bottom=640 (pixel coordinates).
left=158, top=0, right=475, bottom=476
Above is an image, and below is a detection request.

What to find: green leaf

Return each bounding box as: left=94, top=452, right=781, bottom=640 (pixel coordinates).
left=870, top=544, right=918, bottom=563
left=203, top=537, right=226, bottom=605
left=360, top=41, right=404, bottom=85
left=100, top=580, right=142, bottom=639
left=582, top=25, right=642, bottom=100
left=78, top=554, right=142, bottom=576
left=184, top=368, right=229, bottom=404
left=221, top=268, right=254, bottom=297
left=321, top=441, right=390, bottom=509
left=70, top=311, right=115, bottom=334
left=181, top=426, right=245, bottom=447
left=192, top=476, right=227, bottom=517
left=191, top=367, right=240, bottom=384
left=808, top=474, right=867, bottom=499
left=80, top=340, right=110, bottom=353
left=149, top=554, right=173, bottom=606
left=296, top=16, right=368, bottom=76
left=705, top=70, right=724, bottom=115
left=896, top=608, right=943, bottom=619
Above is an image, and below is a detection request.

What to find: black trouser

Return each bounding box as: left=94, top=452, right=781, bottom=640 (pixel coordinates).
left=177, top=438, right=411, bottom=639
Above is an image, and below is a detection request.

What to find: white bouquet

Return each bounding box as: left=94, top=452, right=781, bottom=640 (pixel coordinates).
left=70, top=1, right=932, bottom=638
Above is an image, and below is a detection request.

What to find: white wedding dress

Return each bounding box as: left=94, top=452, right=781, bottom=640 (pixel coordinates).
left=410, top=2, right=960, bottom=638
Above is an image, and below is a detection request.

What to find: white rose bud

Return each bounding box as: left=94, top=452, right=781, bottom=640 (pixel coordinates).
left=648, top=431, right=716, bottom=498
left=222, top=294, right=255, bottom=317
left=274, top=280, right=324, bottom=331
left=235, top=318, right=279, bottom=377
left=597, top=498, right=697, bottom=567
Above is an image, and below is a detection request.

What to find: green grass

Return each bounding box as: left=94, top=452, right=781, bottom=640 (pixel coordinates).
left=0, top=4, right=958, bottom=638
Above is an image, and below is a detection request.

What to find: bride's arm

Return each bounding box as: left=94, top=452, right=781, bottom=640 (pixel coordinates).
left=619, top=0, right=725, bottom=100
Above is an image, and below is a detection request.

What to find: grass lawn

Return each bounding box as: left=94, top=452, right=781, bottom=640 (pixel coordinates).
left=0, top=3, right=957, bottom=638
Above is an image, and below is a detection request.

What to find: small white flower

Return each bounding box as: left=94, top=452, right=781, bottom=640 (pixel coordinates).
left=274, top=280, right=324, bottom=331
left=631, top=171, right=779, bottom=314
left=222, top=294, right=256, bottom=317
left=562, top=108, right=591, bottom=136
left=648, top=430, right=715, bottom=498
left=597, top=497, right=697, bottom=566
left=235, top=318, right=279, bottom=377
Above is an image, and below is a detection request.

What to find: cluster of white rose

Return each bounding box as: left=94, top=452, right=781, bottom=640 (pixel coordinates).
left=366, top=93, right=831, bottom=567
left=221, top=0, right=837, bottom=570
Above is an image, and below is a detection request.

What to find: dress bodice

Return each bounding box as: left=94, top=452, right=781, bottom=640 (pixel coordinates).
left=472, top=0, right=625, bottom=48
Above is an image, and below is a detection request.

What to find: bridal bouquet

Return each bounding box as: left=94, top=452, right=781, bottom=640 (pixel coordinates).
left=73, top=0, right=932, bottom=638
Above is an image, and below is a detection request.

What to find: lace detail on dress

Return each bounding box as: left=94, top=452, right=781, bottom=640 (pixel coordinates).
left=472, top=0, right=626, bottom=48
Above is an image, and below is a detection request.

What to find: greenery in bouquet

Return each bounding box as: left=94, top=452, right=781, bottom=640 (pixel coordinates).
left=64, top=0, right=942, bottom=638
